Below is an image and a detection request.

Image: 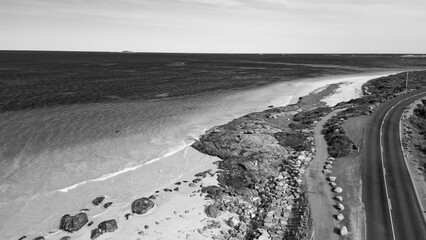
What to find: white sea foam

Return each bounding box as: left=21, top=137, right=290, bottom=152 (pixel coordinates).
left=57, top=141, right=195, bottom=193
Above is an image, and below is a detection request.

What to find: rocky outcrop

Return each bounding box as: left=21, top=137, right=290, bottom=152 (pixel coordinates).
left=131, top=197, right=155, bottom=215
left=192, top=104, right=315, bottom=239
left=59, top=213, right=88, bottom=233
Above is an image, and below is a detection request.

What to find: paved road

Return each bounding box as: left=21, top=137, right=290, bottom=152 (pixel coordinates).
left=363, top=90, right=426, bottom=240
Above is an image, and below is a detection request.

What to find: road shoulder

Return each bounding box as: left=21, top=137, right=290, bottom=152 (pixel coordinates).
left=401, top=97, right=426, bottom=221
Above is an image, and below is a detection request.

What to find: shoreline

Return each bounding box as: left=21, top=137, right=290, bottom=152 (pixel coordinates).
left=10, top=71, right=403, bottom=240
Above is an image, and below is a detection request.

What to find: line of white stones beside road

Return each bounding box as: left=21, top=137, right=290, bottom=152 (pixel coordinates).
left=323, top=156, right=348, bottom=236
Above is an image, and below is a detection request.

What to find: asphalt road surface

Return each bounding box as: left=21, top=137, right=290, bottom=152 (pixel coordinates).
left=363, top=90, right=426, bottom=240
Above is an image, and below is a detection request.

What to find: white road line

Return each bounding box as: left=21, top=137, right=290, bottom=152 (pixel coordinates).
left=379, top=91, right=426, bottom=240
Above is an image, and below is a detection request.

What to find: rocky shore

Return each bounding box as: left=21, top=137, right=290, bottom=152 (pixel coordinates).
left=191, top=85, right=341, bottom=240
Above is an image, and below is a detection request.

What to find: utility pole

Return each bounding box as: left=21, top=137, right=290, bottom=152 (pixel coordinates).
left=406, top=69, right=409, bottom=92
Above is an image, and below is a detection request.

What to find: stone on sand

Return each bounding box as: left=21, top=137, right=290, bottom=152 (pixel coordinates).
left=131, top=198, right=155, bottom=215
left=92, top=196, right=105, bottom=206
left=59, top=213, right=88, bottom=233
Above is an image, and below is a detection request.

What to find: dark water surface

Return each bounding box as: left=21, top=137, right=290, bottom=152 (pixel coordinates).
left=1, top=51, right=425, bottom=112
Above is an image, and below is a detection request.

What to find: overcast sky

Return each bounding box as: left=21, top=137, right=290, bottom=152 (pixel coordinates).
left=1, top=0, right=425, bottom=53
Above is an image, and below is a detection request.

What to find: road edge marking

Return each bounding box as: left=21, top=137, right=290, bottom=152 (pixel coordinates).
left=380, top=105, right=397, bottom=240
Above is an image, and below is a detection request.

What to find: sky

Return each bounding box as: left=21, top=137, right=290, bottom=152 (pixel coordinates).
left=1, top=0, right=426, bottom=53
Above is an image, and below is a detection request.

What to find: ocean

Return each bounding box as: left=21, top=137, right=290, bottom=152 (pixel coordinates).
left=0, top=52, right=423, bottom=239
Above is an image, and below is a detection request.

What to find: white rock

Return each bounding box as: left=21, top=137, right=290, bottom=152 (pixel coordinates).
left=330, top=182, right=337, bottom=188
left=336, top=213, right=345, bottom=221
left=323, top=169, right=332, bottom=175
left=336, top=203, right=345, bottom=210
left=328, top=176, right=336, bottom=182
left=324, top=164, right=333, bottom=169
left=335, top=195, right=343, bottom=201
left=333, top=187, right=343, bottom=193
left=328, top=157, right=335, bottom=161
left=227, top=216, right=240, bottom=228
left=339, top=226, right=348, bottom=236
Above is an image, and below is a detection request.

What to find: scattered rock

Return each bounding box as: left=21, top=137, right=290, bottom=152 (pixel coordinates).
left=104, top=202, right=113, bottom=209
left=189, top=183, right=196, bottom=187
left=174, top=187, right=179, bottom=191
left=148, top=195, right=156, bottom=200
left=336, top=213, right=344, bottom=221
left=335, top=195, right=343, bottom=201
left=80, top=208, right=89, bottom=212
left=33, top=237, right=44, bottom=240
left=18, top=236, right=27, bottom=240
left=175, top=182, right=181, bottom=185
left=90, top=228, right=102, bottom=239
left=88, top=221, right=94, bottom=227
left=92, top=196, right=105, bottom=206
left=144, top=225, right=149, bottom=229
left=328, top=176, right=336, bottom=182
left=339, top=225, right=348, bottom=235
left=131, top=198, right=155, bottom=215
left=59, top=213, right=88, bottom=233
left=59, top=237, right=70, bottom=240
left=333, top=187, right=343, bottom=193
left=330, top=182, right=337, bottom=188
left=125, top=213, right=131, bottom=220
left=205, top=204, right=221, bottom=218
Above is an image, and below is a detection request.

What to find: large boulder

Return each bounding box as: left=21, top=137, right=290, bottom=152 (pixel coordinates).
left=333, top=187, right=343, bottom=193
left=131, top=198, right=155, bottom=215
left=336, top=213, right=345, bottom=221
left=205, top=204, right=221, bottom=218
left=59, top=213, right=88, bottom=233
left=98, top=219, right=118, bottom=233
